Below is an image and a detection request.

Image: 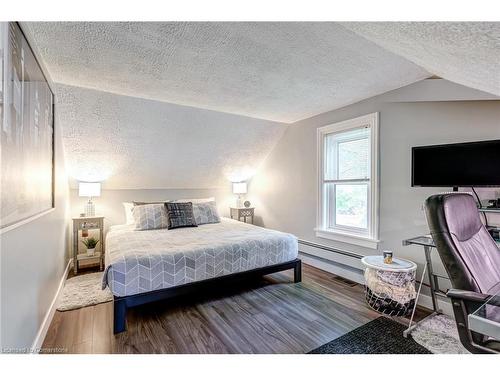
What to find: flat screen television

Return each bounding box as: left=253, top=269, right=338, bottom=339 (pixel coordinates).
left=411, top=139, right=500, bottom=188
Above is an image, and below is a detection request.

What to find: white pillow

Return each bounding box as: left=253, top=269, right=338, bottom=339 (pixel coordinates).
left=123, top=202, right=134, bottom=225
left=173, top=197, right=215, bottom=203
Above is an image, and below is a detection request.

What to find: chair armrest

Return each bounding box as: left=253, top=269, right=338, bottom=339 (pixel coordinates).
left=446, top=289, right=491, bottom=303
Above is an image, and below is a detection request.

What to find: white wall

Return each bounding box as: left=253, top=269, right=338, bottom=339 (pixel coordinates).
left=0, top=23, right=70, bottom=352
left=250, top=80, right=500, bottom=305
left=0, top=117, right=70, bottom=351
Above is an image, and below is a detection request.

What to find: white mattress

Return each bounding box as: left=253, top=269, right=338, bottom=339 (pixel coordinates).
left=102, top=218, right=298, bottom=297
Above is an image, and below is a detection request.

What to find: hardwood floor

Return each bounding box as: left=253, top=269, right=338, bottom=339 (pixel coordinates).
left=42, top=264, right=429, bottom=354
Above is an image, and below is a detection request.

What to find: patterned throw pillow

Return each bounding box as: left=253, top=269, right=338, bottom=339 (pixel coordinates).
left=132, top=203, right=169, bottom=230
left=192, top=201, right=220, bottom=225
left=165, top=202, right=198, bottom=230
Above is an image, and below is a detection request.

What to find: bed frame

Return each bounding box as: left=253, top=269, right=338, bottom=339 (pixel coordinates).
left=113, top=258, right=302, bottom=333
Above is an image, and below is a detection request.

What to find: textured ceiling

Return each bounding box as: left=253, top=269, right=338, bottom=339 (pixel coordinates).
left=21, top=22, right=498, bottom=190
left=24, top=22, right=431, bottom=123
left=56, top=84, right=287, bottom=189
left=343, top=22, right=500, bottom=97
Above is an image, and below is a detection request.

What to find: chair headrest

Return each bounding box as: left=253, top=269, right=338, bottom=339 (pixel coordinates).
left=441, top=193, right=482, bottom=242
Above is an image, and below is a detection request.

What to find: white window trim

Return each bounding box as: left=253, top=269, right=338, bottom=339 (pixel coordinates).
left=315, top=112, right=379, bottom=249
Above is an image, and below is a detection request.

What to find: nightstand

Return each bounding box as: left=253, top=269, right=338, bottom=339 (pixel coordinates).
left=72, top=216, right=105, bottom=275
left=230, top=207, right=255, bottom=224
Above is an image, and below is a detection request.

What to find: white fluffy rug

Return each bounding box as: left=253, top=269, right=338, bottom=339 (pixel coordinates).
left=411, top=313, right=470, bottom=354
left=57, top=272, right=113, bottom=311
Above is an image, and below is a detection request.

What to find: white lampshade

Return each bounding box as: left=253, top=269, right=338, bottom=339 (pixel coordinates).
left=232, top=182, right=247, bottom=195
left=79, top=182, right=101, bottom=197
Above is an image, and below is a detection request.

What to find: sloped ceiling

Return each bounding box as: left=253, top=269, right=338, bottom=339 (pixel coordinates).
left=343, top=22, right=500, bottom=97
left=24, top=22, right=431, bottom=123
left=20, top=22, right=498, bottom=190
left=55, top=84, right=287, bottom=189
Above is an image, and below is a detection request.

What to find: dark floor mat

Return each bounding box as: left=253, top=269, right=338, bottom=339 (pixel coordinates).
left=308, top=316, right=431, bottom=354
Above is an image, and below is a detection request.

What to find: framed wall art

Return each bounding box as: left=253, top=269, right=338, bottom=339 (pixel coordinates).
left=0, top=22, right=54, bottom=230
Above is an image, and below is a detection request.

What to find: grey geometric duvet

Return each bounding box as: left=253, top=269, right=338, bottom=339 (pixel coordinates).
left=102, top=218, right=298, bottom=297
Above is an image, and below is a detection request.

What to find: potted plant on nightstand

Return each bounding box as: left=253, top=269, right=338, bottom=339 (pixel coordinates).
left=82, top=237, right=99, bottom=256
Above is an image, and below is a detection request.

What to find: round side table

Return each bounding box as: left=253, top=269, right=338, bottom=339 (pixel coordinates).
left=361, top=255, right=417, bottom=317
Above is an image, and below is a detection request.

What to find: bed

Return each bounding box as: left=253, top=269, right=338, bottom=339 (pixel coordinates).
left=103, top=218, right=300, bottom=333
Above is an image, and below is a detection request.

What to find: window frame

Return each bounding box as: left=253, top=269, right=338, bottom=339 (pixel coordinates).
left=315, top=112, right=379, bottom=249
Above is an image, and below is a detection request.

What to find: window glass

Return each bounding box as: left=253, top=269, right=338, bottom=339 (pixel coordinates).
left=335, top=184, right=368, bottom=229
left=324, top=127, right=369, bottom=181
left=338, top=137, right=369, bottom=180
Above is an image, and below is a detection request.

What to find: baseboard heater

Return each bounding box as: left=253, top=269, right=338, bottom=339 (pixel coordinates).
left=298, top=239, right=364, bottom=259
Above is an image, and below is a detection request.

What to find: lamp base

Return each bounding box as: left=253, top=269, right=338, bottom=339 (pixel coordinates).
left=236, top=195, right=243, bottom=208
left=85, top=199, right=95, bottom=217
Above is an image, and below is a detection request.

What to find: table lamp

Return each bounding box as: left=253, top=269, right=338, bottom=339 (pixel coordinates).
left=232, top=182, right=247, bottom=208
left=79, top=182, right=101, bottom=217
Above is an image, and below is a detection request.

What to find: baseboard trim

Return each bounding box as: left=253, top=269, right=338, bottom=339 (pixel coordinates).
left=31, top=259, right=71, bottom=353
left=299, top=252, right=365, bottom=284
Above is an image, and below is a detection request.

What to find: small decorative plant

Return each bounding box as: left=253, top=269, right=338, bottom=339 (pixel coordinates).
left=82, top=237, right=99, bottom=256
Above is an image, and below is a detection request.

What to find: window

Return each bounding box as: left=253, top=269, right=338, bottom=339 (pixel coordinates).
left=316, top=113, right=379, bottom=249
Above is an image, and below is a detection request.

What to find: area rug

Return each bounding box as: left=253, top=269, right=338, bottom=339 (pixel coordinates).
left=57, top=272, right=113, bottom=311
left=308, top=316, right=431, bottom=354
left=410, top=313, right=469, bottom=354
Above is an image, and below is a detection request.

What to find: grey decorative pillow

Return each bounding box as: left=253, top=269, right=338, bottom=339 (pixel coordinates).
left=165, top=202, right=198, bottom=230
left=132, top=203, right=169, bottom=230
left=192, top=201, right=220, bottom=225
